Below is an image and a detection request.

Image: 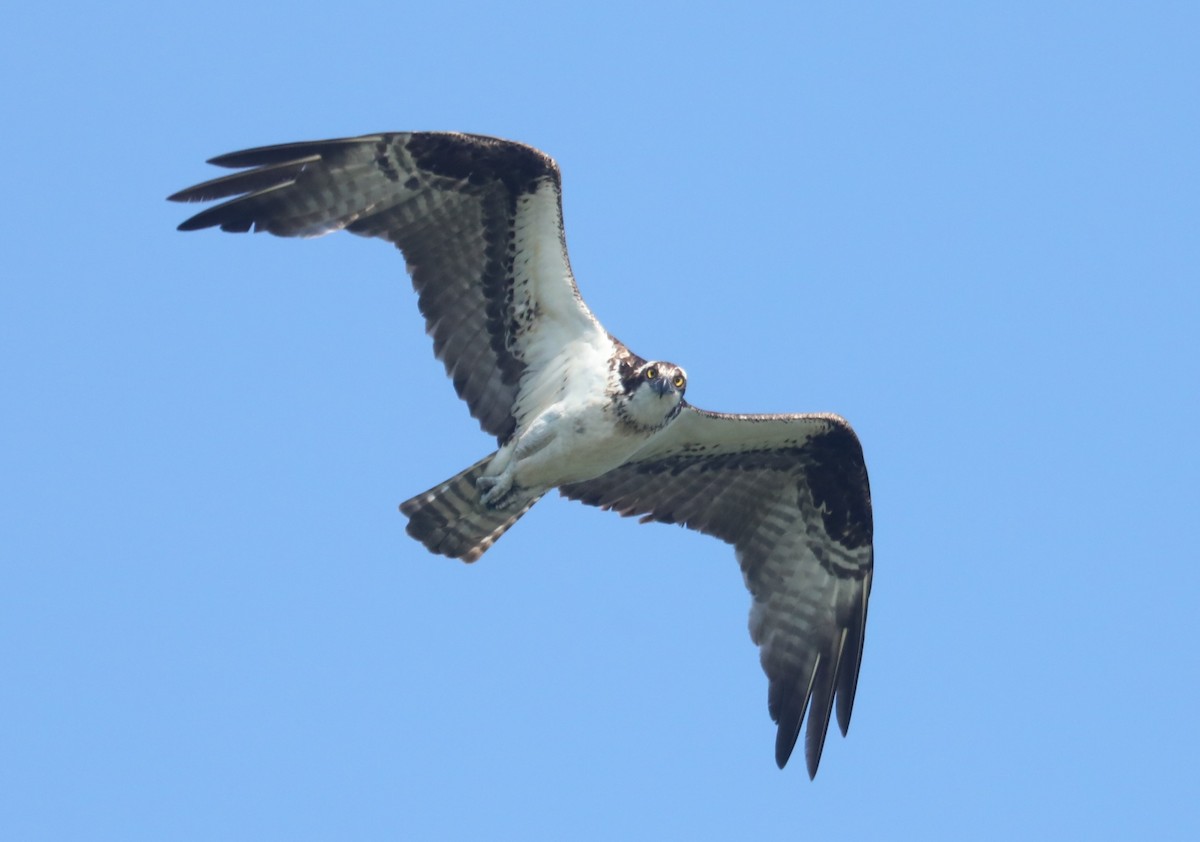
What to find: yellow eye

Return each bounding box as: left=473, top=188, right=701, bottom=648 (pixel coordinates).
left=645, top=367, right=658, bottom=380
left=673, top=375, right=685, bottom=389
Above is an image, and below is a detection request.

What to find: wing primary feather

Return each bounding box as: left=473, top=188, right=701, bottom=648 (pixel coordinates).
left=835, top=570, right=872, bottom=735
left=205, top=136, right=385, bottom=169
left=804, top=627, right=848, bottom=779
left=173, top=181, right=299, bottom=233
left=774, top=653, right=820, bottom=769
left=167, top=156, right=318, bottom=203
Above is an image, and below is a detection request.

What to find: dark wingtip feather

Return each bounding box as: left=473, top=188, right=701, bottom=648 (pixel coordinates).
left=804, top=631, right=848, bottom=779
left=171, top=180, right=299, bottom=233
left=168, top=157, right=316, bottom=205
left=168, top=137, right=384, bottom=227
left=206, top=135, right=383, bottom=169
left=173, top=199, right=244, bottom=232
left=771, top=660, right=818, bottom=770
left=804, top=696, right=833, bottom=778
left=175, top=216, right=208, bottom=232
left=768, top=649, right=827, bottom=772
left=175, top=209, right=247, bottom=233
left=775, top=714, right=803, bottom=770
left=835, top=575, right=872, bottom=736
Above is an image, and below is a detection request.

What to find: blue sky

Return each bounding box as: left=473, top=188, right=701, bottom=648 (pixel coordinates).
left=3, top=2, right=1198, bottom=839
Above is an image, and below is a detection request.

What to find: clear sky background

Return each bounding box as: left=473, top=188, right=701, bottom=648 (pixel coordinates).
left=3, top=2, right=1198, bottom=839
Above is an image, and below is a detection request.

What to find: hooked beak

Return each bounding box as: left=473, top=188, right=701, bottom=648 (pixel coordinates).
left=651, top=377, right=675, bottom=398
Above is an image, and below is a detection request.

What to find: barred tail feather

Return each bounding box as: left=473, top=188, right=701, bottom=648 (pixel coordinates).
left=399, top=454, right=542, bottom=562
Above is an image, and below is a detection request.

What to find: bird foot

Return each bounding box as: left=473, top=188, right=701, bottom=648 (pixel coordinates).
left=476, top=473, right=516, bottom=509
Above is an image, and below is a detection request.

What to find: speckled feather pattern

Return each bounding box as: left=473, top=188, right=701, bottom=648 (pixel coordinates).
left=560, top=408, right=872, bottom=777
left=170, top=132, right=874, bottom=778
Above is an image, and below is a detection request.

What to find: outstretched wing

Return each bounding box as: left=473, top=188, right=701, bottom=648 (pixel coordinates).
left=169, top=132, right=610, bottom=442
left=559, top=406, right=873, bottom=778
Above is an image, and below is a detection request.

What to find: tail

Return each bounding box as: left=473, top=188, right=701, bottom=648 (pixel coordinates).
left=399, top=453, right=542, bottom=562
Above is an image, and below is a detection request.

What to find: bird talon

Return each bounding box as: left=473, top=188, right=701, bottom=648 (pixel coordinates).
left=477, top=473, right=515, bottom=509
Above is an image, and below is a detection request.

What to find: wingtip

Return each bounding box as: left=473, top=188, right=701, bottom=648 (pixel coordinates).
left=173, top=211, right=238, bottom=233
left=777, top=720, right=822, bottom=779
left=835, top=573, right=872, bottom=736
left=774, top=746, right=790, bottom=771
left=773, top=708, right=805, bottom=771
left=804, top=729, right=829, bottom=779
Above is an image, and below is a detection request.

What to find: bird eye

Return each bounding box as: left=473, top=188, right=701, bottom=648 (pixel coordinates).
left=645, top=367, right=658, bottom=380
left=673, top=375, right=685, bottom=389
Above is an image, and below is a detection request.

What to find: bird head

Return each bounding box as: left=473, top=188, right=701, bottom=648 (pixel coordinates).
left=618, top=361, right=687, bottom=429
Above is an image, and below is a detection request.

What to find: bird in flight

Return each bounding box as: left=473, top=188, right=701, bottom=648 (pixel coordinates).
left=170, top=132, right=874, bottom=778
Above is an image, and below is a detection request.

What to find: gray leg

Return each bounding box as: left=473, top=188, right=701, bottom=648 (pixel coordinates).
left=476, top=414, right=559, bottom=509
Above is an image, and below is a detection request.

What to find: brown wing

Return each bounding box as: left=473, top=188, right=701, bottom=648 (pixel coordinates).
left=560, top=406, right=873, bottom=778
left=169, top=132, right=606, bottom=442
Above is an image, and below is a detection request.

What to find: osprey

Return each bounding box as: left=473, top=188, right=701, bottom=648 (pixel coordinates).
left=170, top=132, right=874, bottom=778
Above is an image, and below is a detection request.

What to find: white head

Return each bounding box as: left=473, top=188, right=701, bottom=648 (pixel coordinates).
left=616, top=360, right=687, bottom=431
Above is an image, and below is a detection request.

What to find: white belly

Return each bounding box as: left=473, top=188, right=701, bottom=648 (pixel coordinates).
left=510, top=401, right=651, bottom=490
